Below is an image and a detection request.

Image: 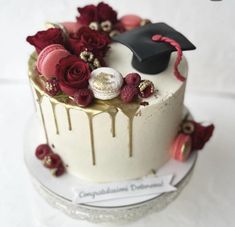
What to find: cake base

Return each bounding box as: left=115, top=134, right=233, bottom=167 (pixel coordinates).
left=24, top=113, right=197, bottom=223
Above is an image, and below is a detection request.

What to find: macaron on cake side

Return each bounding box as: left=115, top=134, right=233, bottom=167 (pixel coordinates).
left=171, top=134, right=192, bottom=161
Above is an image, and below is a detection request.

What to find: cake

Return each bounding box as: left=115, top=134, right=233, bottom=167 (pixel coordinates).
left=27, top=2, right=214, bottom=182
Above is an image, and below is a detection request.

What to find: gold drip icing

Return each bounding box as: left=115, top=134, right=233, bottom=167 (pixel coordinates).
left=34, top=89, right=49, bottom=143
left=28, top=53, right=141, bottom=164
left=50, top=101, right=59, bottom=134
left=128, top=118, right=134, bottom=157
left=86, top=113, right=96, bottom=165
left=107, top=109, right=118, bottom=137
left=102, top=99, right=140, bottom=157
left=65, top=108, right=72, bottom=131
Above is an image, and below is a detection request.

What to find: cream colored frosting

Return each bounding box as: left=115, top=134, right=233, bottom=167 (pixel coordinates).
left=29, top=42, right=188, bottom=182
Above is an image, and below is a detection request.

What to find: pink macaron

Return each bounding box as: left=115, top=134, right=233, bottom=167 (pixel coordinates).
left=171, top=133, right=192, bottom=162
left=120, top=14, right=142, bottom=30
left=37, top=44, right=70, bottom=78
left=61, top=21, right=82, bottom=34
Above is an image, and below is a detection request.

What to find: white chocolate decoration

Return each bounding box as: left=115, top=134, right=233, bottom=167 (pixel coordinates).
left=89, top=67, right=123, bottom=100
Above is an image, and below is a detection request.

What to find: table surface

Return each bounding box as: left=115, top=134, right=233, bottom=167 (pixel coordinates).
left=1, top=0, right=235, bottom=226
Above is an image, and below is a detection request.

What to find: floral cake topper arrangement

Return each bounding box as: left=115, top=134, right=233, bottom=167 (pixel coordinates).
left=27, top=2, right=214, bottom=176
left=27, top=2, right=154, bottom=108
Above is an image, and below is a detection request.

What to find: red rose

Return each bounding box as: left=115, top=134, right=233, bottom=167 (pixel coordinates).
left=69, top=27, right=110, bottom=57
left=97, top=2, right=117, bottom=24
left=77, top=4, right=97, bottom=25
left=56, top=55, right=90, bottom=96
left=68, top=38, right=85, bottom=56
left=77, top=2, right=117, bottom=25
left=26, top=28, right=64, bottom=53
left=190, top=121, right=215, bottom=151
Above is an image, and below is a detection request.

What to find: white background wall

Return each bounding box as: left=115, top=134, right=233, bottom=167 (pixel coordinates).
left=0, top=0, right=234, bottom=95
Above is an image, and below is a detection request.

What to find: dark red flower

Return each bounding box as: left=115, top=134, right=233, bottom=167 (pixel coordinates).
left=97, top=2, right=117, bottom=24
left=69, top=27, right=110, bottom=57
left=56, top=55, right=90, bottom=96
left=68, top=38, right=86, bottom=56
left=189, top=121, right=215, bottom=151
left=77, top=4, right=98, bottom=25
left=26, top=28, right=64, bottom=53
left=77, top=2, right=117, bottom=25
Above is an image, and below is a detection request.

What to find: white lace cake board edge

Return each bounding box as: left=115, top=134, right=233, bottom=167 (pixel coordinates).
left=24, top=112, right=197, bottom=222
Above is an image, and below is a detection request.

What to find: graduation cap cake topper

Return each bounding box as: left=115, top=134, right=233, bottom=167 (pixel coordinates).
left=113, top=23, right=196, bottom=80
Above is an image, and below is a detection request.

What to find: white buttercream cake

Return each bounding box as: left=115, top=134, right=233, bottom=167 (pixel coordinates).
left=27, top=2, right=214, bottom=183
left=29, top=46, right=187, bottom=182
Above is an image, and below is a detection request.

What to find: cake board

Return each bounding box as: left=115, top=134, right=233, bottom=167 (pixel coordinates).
left=24, top=113, right=197, bottom=223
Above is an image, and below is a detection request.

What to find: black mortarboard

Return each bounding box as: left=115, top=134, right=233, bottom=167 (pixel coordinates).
left=112, top=23, right=196, bottom=74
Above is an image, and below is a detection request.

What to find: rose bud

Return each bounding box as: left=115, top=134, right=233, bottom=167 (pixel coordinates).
left=35, top=144, right=52, bottom=160
left=43, top=153, right=62, bottom=169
